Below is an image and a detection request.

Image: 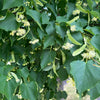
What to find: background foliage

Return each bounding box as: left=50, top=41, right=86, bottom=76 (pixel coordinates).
left=0, top=0, right=100, bottom=100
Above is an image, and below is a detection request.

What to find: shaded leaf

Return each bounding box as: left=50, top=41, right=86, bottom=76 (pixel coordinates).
left=41, top=50, right=56, bottom=69
left=41, top=12, right=49, bottom=24
left=56, top=24, right=65, bottom=39
left=0, top=76, right=18, bottom=100
left=46, top=22, right=55, bottom=35
left=88, top=82, right=100, bottom=100
left=20, top=81, right=38, bottom=100
left=26, top=9, right=42, bottom=30
left=3, top=0, right=23, bottom=10
left=43, top=35, right=55, bottom=49
left=0, top=13, right=17, bottom=31
left=91, top=34, right=100, bottom=51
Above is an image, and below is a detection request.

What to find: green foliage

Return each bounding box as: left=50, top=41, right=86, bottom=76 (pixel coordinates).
left=0, top=0, right=100, bottom=100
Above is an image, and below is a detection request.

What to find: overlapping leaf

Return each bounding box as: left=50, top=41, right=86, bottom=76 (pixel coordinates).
left=70, top=60, right=100, bottom=95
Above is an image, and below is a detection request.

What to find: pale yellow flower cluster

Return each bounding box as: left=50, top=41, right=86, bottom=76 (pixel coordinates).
left=24, top=1, right=30, bottom=6
left=92, top=17, right=97, bottom=22
left=17, top=14, right=24, bottom=22
left=16, top=94, right=22, bottom=99
left=81, top=50, right=96, bottom=59
left=10, top=30, right=16, bottom=36
left=83, top=3, right=87, bottom=7
left=62, top=42, right=74, bottom=50
left=29, top=39, right=39, bottom=45
left=70, top=25, right=76, bottom=32
left=96, top=1, right=99, bottom=4
left=16, top=28, right=26, bottom=36
left=73, top=10, right=80, bottom=15
left=16, top=13, right=30, bottom=26
left=22, top=20, right=30, bottom=26
left=47, top=74, right=54, bottom=79
left=10, top=12, right=30, bottom=37
left=10, top=28, right=26, bottom=36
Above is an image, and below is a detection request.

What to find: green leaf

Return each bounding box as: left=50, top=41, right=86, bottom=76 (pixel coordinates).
left=87, top=0, right=93, bottom=10
left=88, top=82, right=100, bottom=100
left=61, top=50, right=66, bottom=64
left=0, top=75, right=7, bottom=93
left=46, top=4, right=57, bottom=17
left=71, top=20, right=85, bottom=32
left=37, top=28, right=46, bottom=40
left=0, top=13, right=17, bottom=31
left=55, top=91, right=67, bottom=100
left=57, top=67, right=68, bottom=81
left=20, top=81, right=38, bottom=100
left=56, top=16, right=68, bottom=23
left=76, top=4, right=88, bottom=13
left=90, top=11, right=100, bottom=19
left=0, top=0, right=3, bottom=10
left=35, top=0, right=43, bottom=6
left=0, top=63, right=14, bottom=76
left=67, top=30, right=81, bottom=45
left=66, top=3, right=75, bottom=20
left=47, top=78, right=57, bottom=91
left=4, top=79, right=18, bottom=100
left=42, top=64, right=52, bottom=71
left=17, top=67, right=29, bottom=82
left=3, top=0, right=23, bottom=10
left=53, top=60, right=58, bottom=77
left=70, top=60, right=100, bottom=95
left=71, top=32, right=83, bottom=44
left=91, top=34, right=100, bottom=51
left=72, top=44, right=86, bottom=56
left=43, top=35, right=55, bottom=49
left=26, top=9, right=42, bottom=30
left=55, top=24, right=65, bottom=39
left=85, top=26, right=100, bottom=35
left=76, top=19, right=87, bottom=27
left=41, top=12, right=49, bottom=24
left=0, top=76, right=18, bottom=100
left=64, top=52, right=74, bottom=75
left=30, top=71, right=37, bottom=81
left=40, top=50, right=56, bottom=69
left=67, top=16, right=79, bottom=25
left=46, top=22, right=55, bottom=35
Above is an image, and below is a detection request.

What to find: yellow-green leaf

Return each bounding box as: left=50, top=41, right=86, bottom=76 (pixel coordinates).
left=53, top=60, right=58, bottom=77
left=67, top=16, right=79, bottom=25
left=61, top=50, right=66, bottom=64
left=67, top=30, right=81, bottom=45
left=76, top=4, right=88, bottom=14
left=72, top=44, right=86, bottom=56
